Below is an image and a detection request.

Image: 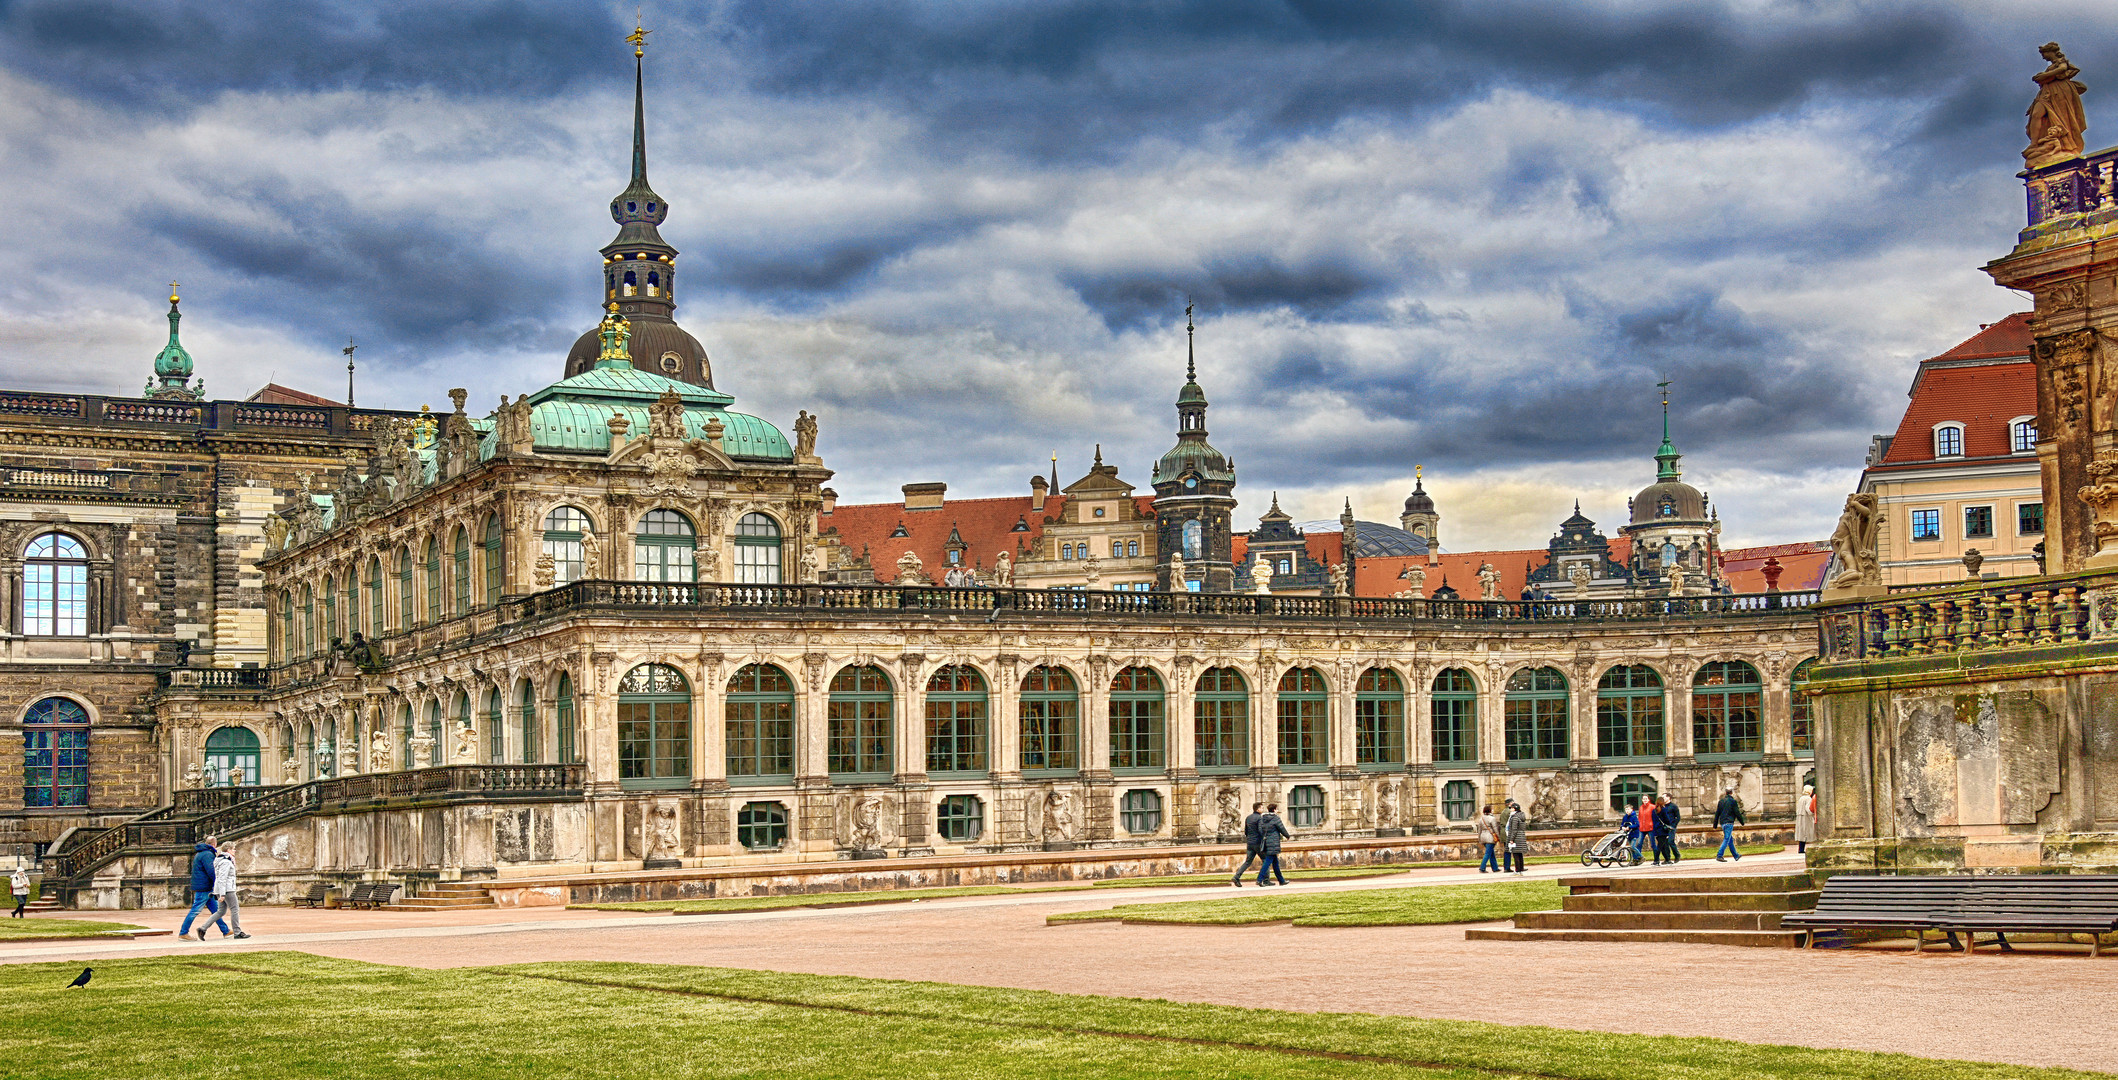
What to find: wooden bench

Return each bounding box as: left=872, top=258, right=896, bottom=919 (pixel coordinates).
left=1783, top=875, right=2118, bottom=956
left=340, top=882, right=400, bottom=910
left=289, top=883, right=329, bottom=909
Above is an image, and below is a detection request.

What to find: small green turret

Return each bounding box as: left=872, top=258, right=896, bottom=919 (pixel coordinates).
left=147, top=288, right=204, bottom=401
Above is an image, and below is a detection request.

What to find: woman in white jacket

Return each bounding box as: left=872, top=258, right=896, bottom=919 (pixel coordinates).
left=1795, top=784, right=1818, bottom=855
left=9, top=866, right=29, bottom=918
left=212, top=849, right=250, bottom=939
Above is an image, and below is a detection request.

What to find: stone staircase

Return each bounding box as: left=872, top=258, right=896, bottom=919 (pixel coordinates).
left=1466, top=872, right=1817, bottom=948
left=383, top=881, right=496, bottom=911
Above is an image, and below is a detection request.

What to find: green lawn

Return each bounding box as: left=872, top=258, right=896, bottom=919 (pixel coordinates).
left=573, top=883, right=1094, bottom=913
left=0, top=953, right=2094, bottom=1080
left=1050, top=879, right=1569, bottom=926
left=0, top=917, right=149, bottom=940
left=1094, top=865, right=1415, bottom=888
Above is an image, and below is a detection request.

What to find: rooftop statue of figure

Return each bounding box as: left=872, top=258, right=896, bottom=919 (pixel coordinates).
left=2026, top=41, right=2088, bottom=168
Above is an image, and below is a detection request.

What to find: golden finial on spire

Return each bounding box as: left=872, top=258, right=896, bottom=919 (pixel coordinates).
left=1415, top=464, right=1422, bottom=482
left=626, top=11, right=650, bottom=58
left=168, top=281, right=181, bottom=306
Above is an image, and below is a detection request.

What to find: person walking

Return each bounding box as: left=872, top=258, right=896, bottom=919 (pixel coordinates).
left=177, top=837, right=228, bottom=941
left=1503, top=800, right=1528, bottom=874
left=211, top=846, right=250, bottom=940
left=1655, top=796, right=1682, bottom=864
left=1621, top=801, right=1644, bottom=866
left=1475, top=805, right=1500, bottom=873
left=1795, top=784, right=1817, bottom=855
left=1254, top=803, right=1290, bottom=886
left=1714, top=788, right=1746, bottom=861
left=9, top=866, right=29, bottom=918
left=1230, top=802, right=1265, bottom=886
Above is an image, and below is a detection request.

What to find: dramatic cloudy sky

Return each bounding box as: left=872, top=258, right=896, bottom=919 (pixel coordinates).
left=1, top=2, right=2111, bottom=550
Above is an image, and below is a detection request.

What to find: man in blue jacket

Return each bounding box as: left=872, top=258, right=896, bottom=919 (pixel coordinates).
left=1655, top=798, right=1682, bottom=864
left=1714, top=788, right=1747, bottom=861
left=1254, top=803, right=1291, bottom=886
left=1229, top=802, right=1264, bottom=886
left=177, top=837, right=228, bottom=941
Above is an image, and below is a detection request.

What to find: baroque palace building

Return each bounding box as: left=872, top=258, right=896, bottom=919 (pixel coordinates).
left=9, top=41, right=1825, bottom=905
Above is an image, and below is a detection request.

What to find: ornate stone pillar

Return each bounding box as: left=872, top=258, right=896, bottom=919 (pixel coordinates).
left=1081, top=653, right=1111, bottom=779
left=1170, top=655, right=1197, bottom=777
left=991, top=652, right=1021, bottom=780
left=694, top=651, right=726, bottom=787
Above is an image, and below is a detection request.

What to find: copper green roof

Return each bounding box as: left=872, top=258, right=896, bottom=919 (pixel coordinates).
left=504, top=364, right=791, bottom=461
left=1153, top=440, right=1235, bottom=483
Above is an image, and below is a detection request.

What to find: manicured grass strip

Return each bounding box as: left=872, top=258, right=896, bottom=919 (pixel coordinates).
left=1049, top=879, right=1568, bottom=926
left=0, top=917, right=149, bottom=940
left=572, top=883, right=1096, bottom=913
left=1094, top=866, right=1416, bottom=887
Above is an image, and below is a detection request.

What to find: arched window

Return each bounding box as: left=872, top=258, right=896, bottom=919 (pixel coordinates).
left=1182, top=519, right=1203, bottom=559
left=619, top=664, right=691, bottom=786
left=452, top=526, right=471, bottom=616
left=279, top=591, right=296, bottom=662
left=1127, top=540, right=1140, bottom=558
left=1194, top=667, right=1248, bottom=770
left=321, top=573, right=337, bottom=648
left=1276, top=667, right=1328, bottom=770
left=1504, top=667, right=1569, bottom=764
left=448, top=692, right=470, bottom=765
left=343, top=571, right=357, bottom=642
left=518, top=679, right=539, bottom=763
left=1287, top=784, right=1327, bottom=828
left=735, top=513, right=782, bottom=584
left=555, top=672, right=577, bottom=764
left=1934, top=423, right=1964, bottom=458
left=2012, top=419, right=2038, bottom=453
left=22, top=698, right=89, bottom=806
left=365, top=557, right=383, bottom=638
left=1355, top=668, right=1405, bottom=767
left=423, top=537, right=441, bottom=624
left=925, top=665, right=988, bottom=774
left=543, top=507, right=591, bottom=585
left=622, top=269, right=637, bottom=294
left=726, top=664, right=795, bottom=780
left=1110, top=540, right=1122, bottom=558
left=22, top=533, right=89, bottom=637
left=646, top=270, right=661, bottom=294
left=1693, top=660, right=1763, bottom=757
left=301, top=584, right=316, bottom=655
left=635, top=510, right=697, bottom=583
left=1790, top=658, right=1817, bottom=755
left=1060, top=543, right=1073, bottom=560
left=204, top=726, right=261, bottom=788
left=427, top=700, right=446, bottom=764
left=827, top=666, right=893, bottom=778
left=1120, top=789, right=1163, bottom=834
left=483, top=514, right=503, bottom=603
left=1596, top=665, right=1664, bottom=760
left=1432, top=669, right=1477, bottom=764
left=1441, top=779, right=1477, bottom=821
left=1109, top=667, right=1165, bottom=771
left=486, top=687, right=504, bottom=763
left=398, top=702, right=415, bottom=770
left=299, top=720, right=315, bottom=783
left=738, top=801, right=787, bottom=850
left=1610, top=774, right=1658, bottom=812
left=937, top=794, right=984, bottom=842
left=396, top=546, right=414, bottom=629
left=1019, top=666, right=1079, bottom=773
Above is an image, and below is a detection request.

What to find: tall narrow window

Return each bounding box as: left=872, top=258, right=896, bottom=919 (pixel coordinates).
left=321, top=574, right=336, bottom=648
left=1504, top=667, right=1569, bottom=763
left=2012, top=419, right=2038, bottom=453
left=22, top=698, right=88, bottom=807
left=22, top=533, right=89, bottom=637
left=424, top=538, right=441, bottom=624
left=1789, top=658, right=1817, bottom=755
left=280, top=591, right=296, bottom=662
left=542, top=507, right=590, bottom=585
left=486, top=687, right=505, bottom=763
left=397, top=546, right=413, bottom=629
left=1194, top=667, right=1248, bottom=770
left=1934, top=424, right=1963, bottom=457
left=1355, top=668, right=1405, bottom=767
left=365, top=557, right=383, bottom=637
left=1109, top=667, right=1166, bottom=771
left=827, top=666, right=894, bottom=778
left=452, top=526, right=471, bottom=616
left=1275, top=668, right=1328, bottom=770
left=302, top=584, right=316, bottom=655
left=635, top=509, right=697, bottom=583
left=618, top=664, right=692, bottom=787
left=1019, top=666, right=1079, bottom=773
left=555, top=673, right=576, bottom=764
left=1431, top=669, right=1477, bottom=764
left=734, top=512, right=782, bottom=584
left=726, top=664, right=796, bottom=780
left=344, top=572, right=357, bottom=641
left=924, top=665, right=988, bottom=774
left=399, top=703, right=415, bottom=770
left=482, top=514, right=503, bottom=603
left=519, top=679, right=539, bottom=764
left=1596, top=665, right=1664, bottom=759
left=1692, top=661, right=1763, bottom=757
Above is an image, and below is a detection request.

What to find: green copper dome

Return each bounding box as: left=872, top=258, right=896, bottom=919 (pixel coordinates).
left=146, top=291, right=203, bottom=400
left=498, top=363, right=791, bottom=461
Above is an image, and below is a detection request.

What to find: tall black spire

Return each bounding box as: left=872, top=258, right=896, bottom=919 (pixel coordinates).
left=603, top=22, right=676, bottom=320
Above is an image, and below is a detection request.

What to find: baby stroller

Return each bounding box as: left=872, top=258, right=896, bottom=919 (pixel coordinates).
left=1579, top=827, right=1634, bottom=868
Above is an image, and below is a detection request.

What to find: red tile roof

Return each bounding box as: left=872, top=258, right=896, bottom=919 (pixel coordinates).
left=1353, top=550, right=1545, bottom=599
left=1876, top=314, right=2037, bottom=467
left=1721, top=541, right=1830, bottom=592
left=247, top=382, right=341, bottom=407
left=1930, top=312, right=2034, bottom=361
left=823, top=494, right=1155, bottom=582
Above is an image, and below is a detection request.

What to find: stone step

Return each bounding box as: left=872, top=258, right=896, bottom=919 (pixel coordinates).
left=1561, top=873, right=1814, bottom=895
left=385, top=896, right=496, bottom=910
left=1563, top=890, right=1820, bottom=912
left=1464, top=926, right=1804, bottom=948
left=421, top=883, right=495, bottom=897
left=1513, top=908, right=1792, bottom=931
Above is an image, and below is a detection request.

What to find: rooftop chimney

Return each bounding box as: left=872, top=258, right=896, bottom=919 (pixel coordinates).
left=903, top=482, right=947, bottom=510
left=1030, top=474, right=1049, bottom=512
left=820, top=487, right=838, bottom=514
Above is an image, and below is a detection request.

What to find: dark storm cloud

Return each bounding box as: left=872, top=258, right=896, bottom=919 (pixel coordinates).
left=1070, top=254, right=1393, bottom=331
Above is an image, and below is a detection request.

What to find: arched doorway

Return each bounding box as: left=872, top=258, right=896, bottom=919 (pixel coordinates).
left=203, top=726, right=262, bottom=787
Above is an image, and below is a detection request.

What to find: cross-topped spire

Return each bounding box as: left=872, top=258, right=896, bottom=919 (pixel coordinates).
left=1185, top=297, right=1196, bottom=382
left=1654, top=380, right=1682, bottom=481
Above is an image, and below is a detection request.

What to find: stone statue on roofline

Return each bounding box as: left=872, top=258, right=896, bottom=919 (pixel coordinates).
left=1825, top=492, right=1883, bottom=595
left=896, top=549, right=925, bottom=586
left=2026, top=41, right=2088, bottom=169
left=1249, top=558, right=1273, bottom=595
left=1394, top=563, right=1424, bottom=599
left=1165, top=551, right=1185, bottom=591
left=1329, top=560, right=1348, bottom=597
left=794, top=410, right=819, bottom=461
left=993, top=550, right=1013, bottom=587
left=1477, top=562, right=1502, bottom=601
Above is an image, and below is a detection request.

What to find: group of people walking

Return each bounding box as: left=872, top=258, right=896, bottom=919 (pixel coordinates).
left=1618, top=795, right=1686, bottom=865
left=1475, top=802, right=1530, bottom=873
left=1230, top=802, right=1293, bottom=886
left=177, top=836, right=250, bottom=941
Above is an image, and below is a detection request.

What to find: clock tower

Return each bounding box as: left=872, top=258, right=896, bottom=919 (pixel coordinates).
left=1151, top=305, right=1238, bottom=591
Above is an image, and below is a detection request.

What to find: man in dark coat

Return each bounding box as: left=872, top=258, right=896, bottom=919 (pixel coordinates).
left=1714, top=788, right=1746, bottom=861
left=176, top=837, right=228, bottom=941
left=1229, top=802, right=1264, bottom=886
left=1655, top=798, right=1682, bottom=864
left=1254, top=803, right=1290, bottom=886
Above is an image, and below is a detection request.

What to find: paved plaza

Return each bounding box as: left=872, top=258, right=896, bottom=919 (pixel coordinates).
left=7, top=850, right=2113, bottom=1074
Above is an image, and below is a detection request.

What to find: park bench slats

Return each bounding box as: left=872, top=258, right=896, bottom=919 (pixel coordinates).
left=335, top=882, right=400, bottom=910
left=1783, top=875, right=2118, bottom=956
left=290, top=882, right=329, bottom=908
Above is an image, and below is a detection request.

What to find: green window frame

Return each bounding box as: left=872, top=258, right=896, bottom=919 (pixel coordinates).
left=1596, top=665, right=1664, bottom=760
left=482, top=514, right=502, bottom=604
left=1108, top=666, right=1166, bottom=772
left=1692, top=660, right=1763, bottom=758
left=1276, top=667, right=1328, bottom=770
left=280, top=591, right=296, bottom=662
left=1287, top=783, right=1327, bottom=828
left=423, top=538, right=440, bottom=624
left=634, top=509, right=697, bottom=583
left=397, top=546, right=413, bottom=629
left=619, top=663, right=692, bottom=788
left=1789, top=658, right=1817, bottom=755
left=22, top=697, right=89, bottom=807
left=446, top=693, right=466, bottom=765
left=302, top=585, right=316, bottom=656
left=924, top=665, right=988, bottom=775
left=936, top=794, right=984, bottom=842
left=1610, top=774, right=1658, bottom=812
left=827, top=665, right=893, bottom=779
left=1504, top=667, right=1569, bottom=764
left=321, top=574, right=336, bottom=649
left=365, top=556, right=383, bottom=638
left=1019, top=665, right=1079, bottom=773
left=1431, top=668, right=1477, bottom=764
left=1354, top=667, right=1405, bottom=768
left=1441, top=779, right=1476, bottom=822
left=519, top=680, right=539, bottom=764
left=1120, top=789, right=1163, bottom=834
left=344, top=572, right=357, bottom=641
left=399, top=703, right=414, bottom=770
left=486, top=687, right=504, bottom=763
left=555, top=673, right=576, bottom=764
left=734, top=512, right=782, bottom=584
left=542, top=506, right=590, bottom=585
left=452, top=526, right=471, bottom=617
left=737, top=801, right=789, bottom=850
left=203, top=725, right=260, bottom=788
left=726, top=664, right=796, bottom=781
left=1194, top=667, right=1249, bottom=772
